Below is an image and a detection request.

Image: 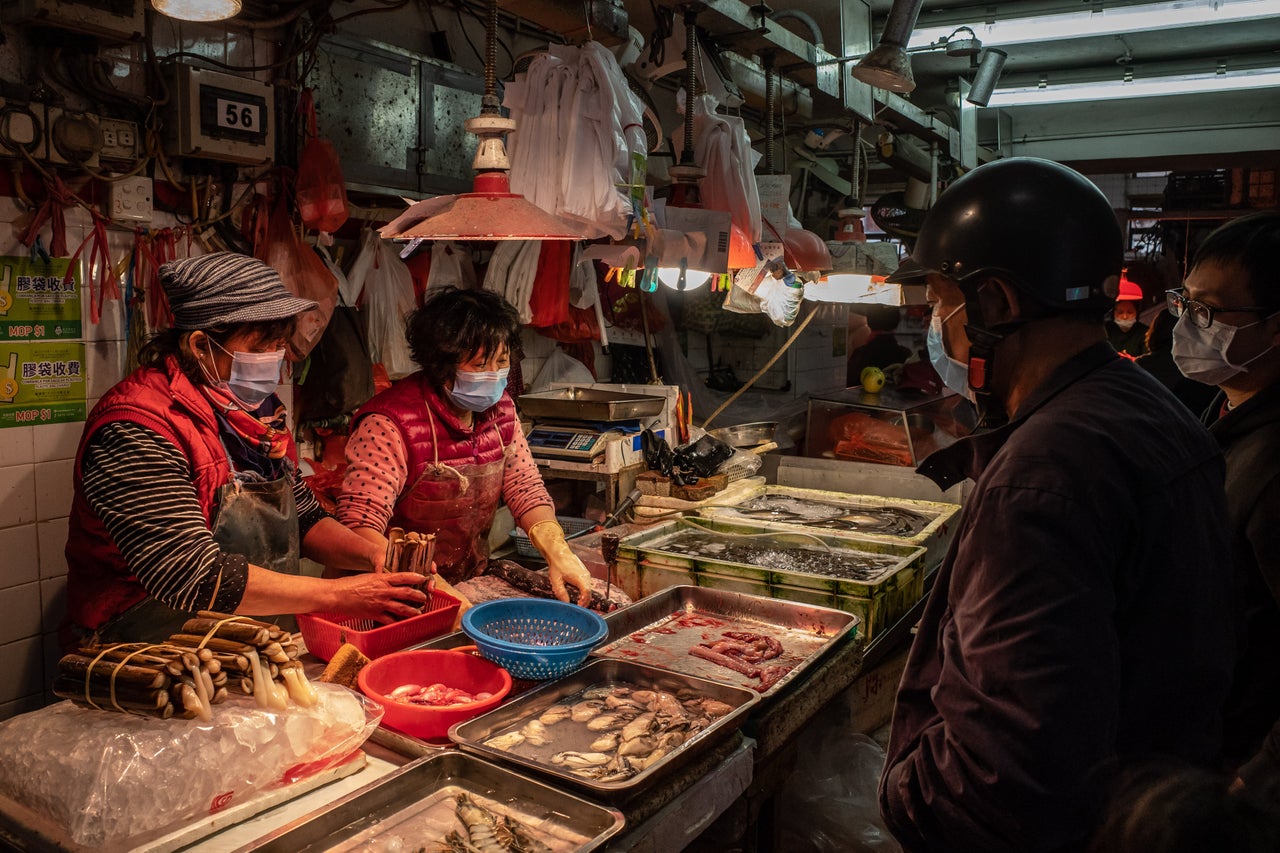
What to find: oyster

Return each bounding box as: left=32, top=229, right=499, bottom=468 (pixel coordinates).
left=590, top=732, right=620, bottom=752
left=537, top=704, right=571, bottom=726
left=570, top=700, right=604, bottom=722
left=521, top=719, right=551, bottom=746
left=485, top=731, right=526, bottom=751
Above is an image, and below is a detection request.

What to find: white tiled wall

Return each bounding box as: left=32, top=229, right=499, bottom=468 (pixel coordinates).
left=0, top=197, right=187, bottom=719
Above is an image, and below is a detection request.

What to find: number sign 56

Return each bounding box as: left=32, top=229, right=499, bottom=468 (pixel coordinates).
left=215, top=98, right=260, bottom=133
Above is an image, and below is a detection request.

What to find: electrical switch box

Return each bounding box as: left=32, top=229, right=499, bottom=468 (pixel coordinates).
left=99, top=117, right=140, bottom=163
left=166, top=65, right=275, bottom=165
left=1, top=0, right=144, bottom=42
left=107, top=176, right=153, bottom=222
left=0, top=100, right=42, bottom=159
left=43, top=107, right=101, bottom=169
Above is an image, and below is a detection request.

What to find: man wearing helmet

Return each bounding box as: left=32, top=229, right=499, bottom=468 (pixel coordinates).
left=877, top=158, right=1235, bottom=851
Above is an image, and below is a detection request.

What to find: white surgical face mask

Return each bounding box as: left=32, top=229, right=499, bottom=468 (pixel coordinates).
left=204, top=338, right=285, bottom=409
left=1171, top=311, right=1277, bottom=386
left=927, top=305, right=976, bottom=403
left=1114, top=317, right=1136, bottom=332
left=448, top=368, right=509, bottom=412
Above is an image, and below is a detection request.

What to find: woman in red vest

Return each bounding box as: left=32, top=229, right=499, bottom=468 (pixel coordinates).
left=63, top=253, right=428, bottom=650
left=337, top=287, right=593, bottom=608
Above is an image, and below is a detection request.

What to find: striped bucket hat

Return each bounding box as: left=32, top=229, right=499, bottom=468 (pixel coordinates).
left=160, top=253, right=319, bottom=330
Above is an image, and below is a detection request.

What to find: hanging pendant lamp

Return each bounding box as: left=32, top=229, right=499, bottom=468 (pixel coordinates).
left=381, top=0, right=584, bottom=241
left=851, top=0, right=926, bottom=93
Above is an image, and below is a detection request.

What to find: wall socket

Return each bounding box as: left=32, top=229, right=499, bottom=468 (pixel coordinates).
left=99, top=118, right=140, bottom=163
left=107, top=176, right=153, bottom=223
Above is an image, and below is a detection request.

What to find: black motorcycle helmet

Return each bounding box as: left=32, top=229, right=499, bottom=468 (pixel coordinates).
left=888, top=157, right=1123, bottom=425
left=887, top=157, right=1123, bottom=320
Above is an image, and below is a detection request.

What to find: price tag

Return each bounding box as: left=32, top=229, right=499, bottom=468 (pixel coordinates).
left=215, top=99, right=260, bottom=133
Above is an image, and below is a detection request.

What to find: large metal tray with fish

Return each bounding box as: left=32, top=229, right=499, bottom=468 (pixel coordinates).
left=615, top=518, right=926, bottom=640
left=590, top=586, right=859, bottom=701
left=696, top=484, right=960, bottom=568
left=518, top=387, right=667, bottom=422
left=450, top=658, right=758, bottom=801
left=238, top=750, right=623, bottom=852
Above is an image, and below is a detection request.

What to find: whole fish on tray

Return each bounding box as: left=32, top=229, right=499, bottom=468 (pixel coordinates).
left=728, top=495, right=934, bottom=536
left=647, top=530, right=900, bottom=580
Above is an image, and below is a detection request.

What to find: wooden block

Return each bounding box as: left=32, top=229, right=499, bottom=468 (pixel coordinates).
left=636, top=470, right=671, bottom=497
left=674, top=480, right=719, bottom=502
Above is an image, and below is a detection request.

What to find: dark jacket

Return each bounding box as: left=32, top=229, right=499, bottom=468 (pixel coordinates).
left=1135, top=348, right=1218, bottom=416
left=879, top=343, right=1234, bottom=853
left=1206, top=383, right=1280, bottom=772
left=1106, top=319, right=1149, bottom=358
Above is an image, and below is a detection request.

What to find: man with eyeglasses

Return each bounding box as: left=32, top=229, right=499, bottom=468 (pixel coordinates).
left=1169, top=211, right=1280, bottom=798
left=877, top=158, right=1234, bottom=852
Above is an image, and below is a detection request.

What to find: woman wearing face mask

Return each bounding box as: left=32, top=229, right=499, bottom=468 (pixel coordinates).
left=337, top=286, right=593, bottom=608
left=1106, top=276, right=1149, bottom=358
left=62, top=253, right=429, bottom=651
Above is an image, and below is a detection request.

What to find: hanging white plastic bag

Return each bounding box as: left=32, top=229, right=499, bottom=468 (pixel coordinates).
left=360, top=236, right=418, bottom=379
left=529, top=348, right=594, bottom=392
left=425, top=241, right=477, bottom=291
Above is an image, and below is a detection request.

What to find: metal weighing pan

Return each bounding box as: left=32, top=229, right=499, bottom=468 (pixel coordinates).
left=450, top=659, right=758, bottom=801
left=518, top=387, right=666, bottom=422
left=591, top=586, right=859, bottom=700
left=236, top=751, right=623, bottom=853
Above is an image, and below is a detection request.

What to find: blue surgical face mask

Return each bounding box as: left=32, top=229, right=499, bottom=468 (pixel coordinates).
left=927, top=305, right=977, bottom=403
left=207, top=339, right=285, bottom=410
left=448, top=367, right=510, bottom=412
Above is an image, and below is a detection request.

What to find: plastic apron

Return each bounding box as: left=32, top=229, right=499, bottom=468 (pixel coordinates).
left=92, top=464, right=300, bottom=646
left=393, top=405, right=507, bottom=584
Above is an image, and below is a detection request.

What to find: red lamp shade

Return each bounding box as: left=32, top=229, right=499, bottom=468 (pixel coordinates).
left=783, top=227, right=833, bottom=273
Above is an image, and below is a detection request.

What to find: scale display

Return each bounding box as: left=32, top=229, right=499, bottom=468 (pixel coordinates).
left=526, top=426, right=611, bottom=461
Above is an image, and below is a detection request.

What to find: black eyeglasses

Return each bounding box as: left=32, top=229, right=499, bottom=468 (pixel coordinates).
left=1165, top=289, right=1274, bottom=330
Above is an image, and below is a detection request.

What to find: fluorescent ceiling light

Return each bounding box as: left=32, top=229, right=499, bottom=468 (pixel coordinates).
left=987, top=66, right=1280, bottom=106
left=909, top=0, right=1280, bottom=49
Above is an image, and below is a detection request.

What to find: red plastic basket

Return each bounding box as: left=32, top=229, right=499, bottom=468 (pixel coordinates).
left=298, top=589, right=461, bottom=661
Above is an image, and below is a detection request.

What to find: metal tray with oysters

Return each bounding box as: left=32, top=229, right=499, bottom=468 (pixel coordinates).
left=449, top=659, right=758, bottom=800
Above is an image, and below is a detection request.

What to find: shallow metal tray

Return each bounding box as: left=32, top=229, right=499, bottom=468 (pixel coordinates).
left=519, top=387, right=667, bottom=422
left=450, top=659, right=758, bottom=801
left=591, top=586, right=859, bottom=700
left=236, top=751, right=623, bottom=852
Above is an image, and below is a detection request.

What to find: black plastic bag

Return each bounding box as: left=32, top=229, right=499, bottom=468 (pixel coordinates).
left=673, top=434, right=735, bottom=479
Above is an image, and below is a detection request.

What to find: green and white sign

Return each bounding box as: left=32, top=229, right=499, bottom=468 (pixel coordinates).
left=0, top=255, right=82, bottom=341
left=0, top=341, right=87, bottom=428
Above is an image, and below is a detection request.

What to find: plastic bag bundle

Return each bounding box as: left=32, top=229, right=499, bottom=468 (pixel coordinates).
left=0, top=684, right=379, bottom=849
left=483, top=239, right=542, bottom=323
left=348, top=229, right=417, bottom=379
left=676, top=93, right=763, bottom=247
left=254, top=198, right=338, bottom=359
left=506, top=42, right=645, bottom=240
left=425, top=241, right=477, bottom=291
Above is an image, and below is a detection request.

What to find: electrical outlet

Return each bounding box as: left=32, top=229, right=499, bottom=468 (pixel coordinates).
left=107, top=176, right=153, bottom=223
left=0, top=98, right=41, bottom=159
left=99, top=118, right=140, bottom=163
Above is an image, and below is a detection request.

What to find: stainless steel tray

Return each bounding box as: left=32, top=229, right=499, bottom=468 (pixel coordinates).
left=450, top=659, right=758, bottom=801
left=591, top=586, right=859, bottom=700
left=519, top=387, right=667, bottom=422
left=236, top=751, right=623, bottom=852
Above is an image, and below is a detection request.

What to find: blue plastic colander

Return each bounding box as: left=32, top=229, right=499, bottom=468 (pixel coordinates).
left=461, top=599, right=608, bottom=680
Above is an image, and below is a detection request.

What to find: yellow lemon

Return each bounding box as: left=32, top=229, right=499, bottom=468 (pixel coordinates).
left=860, top=366, right=886, bottom=393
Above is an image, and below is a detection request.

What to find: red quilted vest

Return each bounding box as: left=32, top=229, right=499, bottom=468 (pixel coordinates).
left=353, top=372, right=517, bottom=529
left=64, top=356, right=236, bottom=641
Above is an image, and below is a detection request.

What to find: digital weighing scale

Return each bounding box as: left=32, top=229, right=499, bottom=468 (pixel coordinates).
left=525, top=422, right=640, bottom=461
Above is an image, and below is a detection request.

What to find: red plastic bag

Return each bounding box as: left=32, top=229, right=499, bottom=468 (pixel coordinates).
left=255, top=197, right=338, bottom=359
left=295, top=90, right=350, bottom=234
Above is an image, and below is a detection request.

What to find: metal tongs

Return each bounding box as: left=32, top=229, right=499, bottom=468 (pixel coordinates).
left=384, top=527, right=437, bottom=607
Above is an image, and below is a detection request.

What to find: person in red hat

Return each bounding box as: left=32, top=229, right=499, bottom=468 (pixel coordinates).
left=1106, top=272, right=1149, bottom=358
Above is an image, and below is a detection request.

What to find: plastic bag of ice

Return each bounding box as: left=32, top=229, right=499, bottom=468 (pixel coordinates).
left=0, top=682, right=380, bottom=849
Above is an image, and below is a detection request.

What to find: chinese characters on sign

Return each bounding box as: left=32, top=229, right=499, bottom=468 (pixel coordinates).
left=0, top=256, right=87, bottom=428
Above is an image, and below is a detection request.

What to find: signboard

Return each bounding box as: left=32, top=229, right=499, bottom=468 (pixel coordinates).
left=0, top=341, right=87, bottom=428
left=755, top=175, right=792, bottom=240
left=0, top=255, right=82, bottom=341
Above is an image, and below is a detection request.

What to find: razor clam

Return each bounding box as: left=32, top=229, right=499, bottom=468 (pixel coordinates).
left=521, top=719, right=552, bottom=746
left=484, top=731, right=526, bottom=751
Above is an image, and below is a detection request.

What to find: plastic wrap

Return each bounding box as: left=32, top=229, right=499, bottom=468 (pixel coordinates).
left=0, top=683, right=381, bottom=849
left=349, top=229, right=417, bottom=379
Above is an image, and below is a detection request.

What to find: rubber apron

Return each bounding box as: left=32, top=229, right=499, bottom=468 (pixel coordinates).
left=392, top=405, right=507, bottom=584
left=93, top=462, right=300, bottom=645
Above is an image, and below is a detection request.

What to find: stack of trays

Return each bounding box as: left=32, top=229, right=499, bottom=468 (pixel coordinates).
left=615, top=518, right=927, bottom=640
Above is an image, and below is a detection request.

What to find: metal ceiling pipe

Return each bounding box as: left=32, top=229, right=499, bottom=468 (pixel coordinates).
left=768, top=9, right=824, bottom=50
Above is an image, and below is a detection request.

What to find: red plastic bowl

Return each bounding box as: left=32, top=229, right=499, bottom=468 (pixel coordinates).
left=357, top=648, right=512, bottom=740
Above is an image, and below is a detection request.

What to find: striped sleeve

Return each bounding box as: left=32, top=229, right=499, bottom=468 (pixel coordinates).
left=80, top=422, right=248, bottom=614
left=503, top=423, right=553, bottom=520
left=293, top=474, right=331, bottom=539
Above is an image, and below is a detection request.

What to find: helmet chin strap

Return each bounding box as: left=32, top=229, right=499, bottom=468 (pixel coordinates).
left=959, top=286, right=1017, bottom=429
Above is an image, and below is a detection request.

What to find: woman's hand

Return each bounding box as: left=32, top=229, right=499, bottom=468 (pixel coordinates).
left=330, top=571, right=430, bottom=624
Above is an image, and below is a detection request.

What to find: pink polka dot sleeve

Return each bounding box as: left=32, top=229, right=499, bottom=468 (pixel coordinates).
left=503, top=423, right=553, bottom=519
left=337, top=413, right=409, bottom=533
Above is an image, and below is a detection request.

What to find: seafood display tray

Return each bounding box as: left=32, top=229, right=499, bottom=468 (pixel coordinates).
left=591, top=586, right=859, bottom=701
left=695, top=485, right=960, bottom=568
left=451, top=659, right=758, bottom=801
left=238, top=751, right=624, bottom=853
left=616, top=518, right=926, bottom=639
left=518, top=387, right=666, bottom=421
